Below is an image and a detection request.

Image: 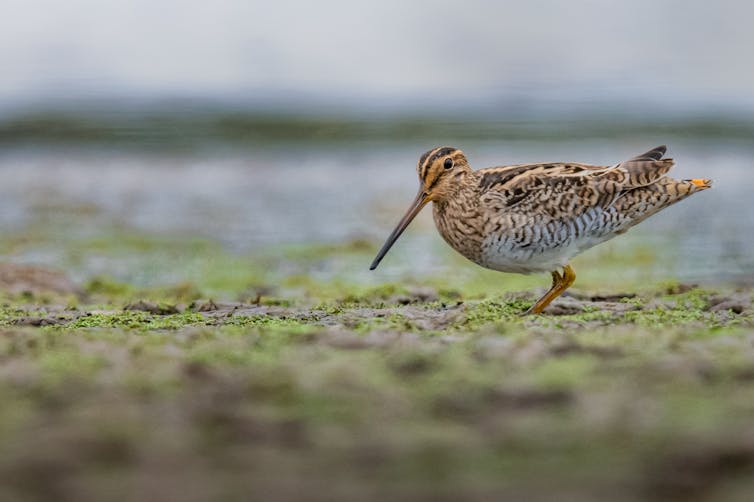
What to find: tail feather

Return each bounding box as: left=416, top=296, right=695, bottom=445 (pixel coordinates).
left=685, top=178, right=712, bottom=189
left=612, top=176, right=712, bottom=232
left=599, top=146, right=711, bottom=236
left=630, top=145, right=667, bottom=161
left=612, top=158, right=675, bottom=189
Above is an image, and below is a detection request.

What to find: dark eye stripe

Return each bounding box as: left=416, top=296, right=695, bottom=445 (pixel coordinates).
left=419, top=147, right=458, bottom=183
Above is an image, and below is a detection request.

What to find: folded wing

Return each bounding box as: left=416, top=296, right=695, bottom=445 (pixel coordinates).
left=480, top=146, right=707, bottom=244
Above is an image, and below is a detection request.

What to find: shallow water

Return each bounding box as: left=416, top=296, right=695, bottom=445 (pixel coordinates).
left=0, top=138, right=751, bottom=284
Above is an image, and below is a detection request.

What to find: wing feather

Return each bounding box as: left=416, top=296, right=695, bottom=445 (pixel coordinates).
left=480, top=147, right=676, bottom=222
left=629, top=145, right=667, bottom=161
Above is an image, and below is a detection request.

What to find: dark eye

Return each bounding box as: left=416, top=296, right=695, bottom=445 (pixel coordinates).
left=443, top=158, right=453, bottom=169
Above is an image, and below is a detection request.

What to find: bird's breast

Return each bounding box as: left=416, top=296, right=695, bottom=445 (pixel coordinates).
left=431, top=200, right=484, bottom=264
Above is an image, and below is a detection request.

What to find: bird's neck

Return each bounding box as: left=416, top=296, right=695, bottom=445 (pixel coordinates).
left=431, top=172, right=484, bottom=263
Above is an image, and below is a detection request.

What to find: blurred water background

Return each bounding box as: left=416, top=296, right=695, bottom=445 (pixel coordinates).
left=0, top=0, right=752, bottom=286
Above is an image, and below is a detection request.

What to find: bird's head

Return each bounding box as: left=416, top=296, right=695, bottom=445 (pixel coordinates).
left=416, top=146, right=472, bottom=202
left=369, top=146, right=470, bottom=270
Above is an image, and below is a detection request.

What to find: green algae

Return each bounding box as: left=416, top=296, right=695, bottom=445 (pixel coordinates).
left=0, top=227, right=753, bottom=501
left=0, top=290, right=751, bottom=500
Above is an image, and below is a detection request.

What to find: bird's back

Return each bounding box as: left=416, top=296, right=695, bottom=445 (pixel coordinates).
left=472, top=146, right=711, bottom=273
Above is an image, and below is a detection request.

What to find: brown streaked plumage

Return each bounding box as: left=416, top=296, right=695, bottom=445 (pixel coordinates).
left=370, top=145, right=711, bottom=314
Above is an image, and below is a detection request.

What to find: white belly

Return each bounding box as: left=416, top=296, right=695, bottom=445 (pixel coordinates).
left=479, top=232, right=616, bottom=274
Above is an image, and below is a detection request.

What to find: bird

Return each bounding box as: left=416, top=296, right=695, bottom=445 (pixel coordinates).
left=369, top=145, right=711, bottom=314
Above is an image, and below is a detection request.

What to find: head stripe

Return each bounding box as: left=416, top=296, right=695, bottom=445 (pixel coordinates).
left=418, top=146, right=457, bottom=182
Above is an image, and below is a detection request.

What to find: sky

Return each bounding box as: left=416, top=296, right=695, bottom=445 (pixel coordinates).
left=2, top=0, right=753, bottom=113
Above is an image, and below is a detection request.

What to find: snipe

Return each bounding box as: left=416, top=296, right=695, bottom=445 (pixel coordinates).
left=370, top=146, right=711, bottom=314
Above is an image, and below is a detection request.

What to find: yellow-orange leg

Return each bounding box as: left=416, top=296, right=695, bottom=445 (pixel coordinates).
left=525, top=264, right=576, bottom=315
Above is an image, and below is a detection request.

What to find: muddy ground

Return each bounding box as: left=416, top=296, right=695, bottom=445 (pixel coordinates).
left=0, top=258, right=753, bottom=502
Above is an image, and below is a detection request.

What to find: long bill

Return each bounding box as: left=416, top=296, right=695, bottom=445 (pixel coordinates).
left=369, top=189, right=429, bottom=270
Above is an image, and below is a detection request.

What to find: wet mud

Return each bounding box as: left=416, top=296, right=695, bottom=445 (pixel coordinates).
left=0, top=263, right=753, bottom=501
